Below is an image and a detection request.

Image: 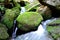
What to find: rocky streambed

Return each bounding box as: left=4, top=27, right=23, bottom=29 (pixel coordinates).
left=0, top=0, right=60, bottom=40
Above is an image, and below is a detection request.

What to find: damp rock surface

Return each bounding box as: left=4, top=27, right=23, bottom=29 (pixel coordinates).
left=44, top=0, right=60, bottom=9
left=36, top=6, right=52, bottom=20
left=38, top=0, right=60, bottom=8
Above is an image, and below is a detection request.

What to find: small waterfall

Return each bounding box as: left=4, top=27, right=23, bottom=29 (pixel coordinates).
left=15, top=18, right=56, bottom=40
left=34, top=18, right=56, bottom=36
left=20, top=7, right=26, bottom=14
left=11, top=20, right=18, bottom=40
left=35, top=24, right=45, bottom=35
left=12, top=27, right=18, bottom=38
left=41, top=18, right=56, bottom=29
left=11, top=7, right=26, bottom=40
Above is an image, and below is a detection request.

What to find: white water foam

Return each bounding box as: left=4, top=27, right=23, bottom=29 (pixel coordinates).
left=20, top=7, right=26, bottom=14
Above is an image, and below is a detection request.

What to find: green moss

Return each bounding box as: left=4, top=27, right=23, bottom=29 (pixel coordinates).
left=13, top=2, right=21, bottom=9
left=0, top=23, right=9, bottom=39
left=2, top=9, right=20, bottom=29
left=47, top=18, right=60, bottom=39
left=12, top=7, right=20, bottom=16
left=16, top=12, right=43, bottom=31
left=0, top=5, right=5, bottom=11
left=0, top=0, right=4, bottom=2
left=47, top=26, right=60, bottom=32
left=47, top=26, right=60, bottom=39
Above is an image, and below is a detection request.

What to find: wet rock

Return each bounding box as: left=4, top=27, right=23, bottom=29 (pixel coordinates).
left=47, top=18, right=60, bottom=40
left=43, top=0, right=60, bottom=9
left=0, top=23, right=9, bottom=39
left=36, top=5, right=52, bottom=20
left=16, top=12, right=43, bottom=31
left=1, top=8, right=20, bottom=29
left=38, top=0, right=60, bottom=17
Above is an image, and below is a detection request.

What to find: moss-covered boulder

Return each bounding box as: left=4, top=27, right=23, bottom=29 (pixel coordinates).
left=1, top=9, right=20, bottom=29
left=47, top=18, right=60, bottom=40
left=0, top=23, right=9, bottom=39
left=16, top=12, right=43, bottom=31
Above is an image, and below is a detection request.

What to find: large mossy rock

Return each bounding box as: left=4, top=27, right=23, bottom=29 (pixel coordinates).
left=0, top=23, right=9, bottom=39
left=16, top=12, right=43, bottom=31
left=47, top=18, right=60, bottom=40
left=1, top=9, right=20, bottom=29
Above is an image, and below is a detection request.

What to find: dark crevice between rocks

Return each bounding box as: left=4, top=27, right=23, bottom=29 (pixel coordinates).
left=48, top=23, right=60, bottom=26
left=7, top=27, right=13, bottom=37
left=16, top=27, right=37, bottom=36
left=19, top=1, right=26, bottom=7
left=0, top=10, right=5, bottom=22
left=7, top=18, right=17, bottom=37
left=29, top=9, right=36, bottom=12
left=4, top=0, right=15, bottom=9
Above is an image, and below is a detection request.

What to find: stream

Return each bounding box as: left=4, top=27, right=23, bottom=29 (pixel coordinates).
left=14, top=18, right=56, bottom=40
left=11, top=6, right=57, bottom=40
left=11, top=17, right=56, bottom=40
left=11, top=7, right=26, bottom=40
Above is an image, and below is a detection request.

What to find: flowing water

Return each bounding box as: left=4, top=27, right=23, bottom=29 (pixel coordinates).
left=15, top=18, right=56, bottom=40
left=11, top=6, right=57, bottom=40
left=11, top=20, right=18, bottom=40
left=11, top=7, right=26, bottom=40
left=20, top=7, right=26, bottom=14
